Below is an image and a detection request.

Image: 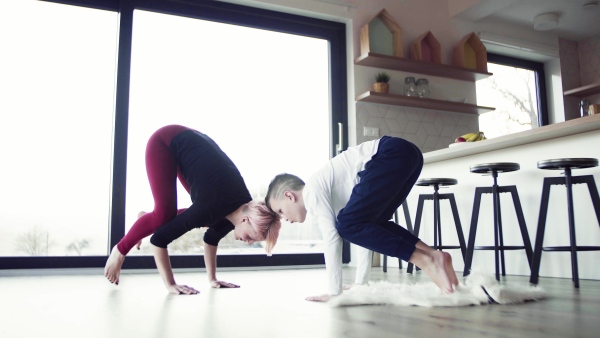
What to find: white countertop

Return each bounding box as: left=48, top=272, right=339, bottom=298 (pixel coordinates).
left=424, top=114, right=600, bottom=164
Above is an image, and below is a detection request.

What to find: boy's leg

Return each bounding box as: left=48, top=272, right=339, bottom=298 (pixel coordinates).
left=337, top=137, right=423, bottom=261
left=336, top=137, right=455, bottom=292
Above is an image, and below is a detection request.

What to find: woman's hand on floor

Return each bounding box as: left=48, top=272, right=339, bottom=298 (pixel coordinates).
left=305, top=294, right=332, bottom=302
left=168, top=284, right=200, bottom=295
left=210, top=280, right=240, bottom=288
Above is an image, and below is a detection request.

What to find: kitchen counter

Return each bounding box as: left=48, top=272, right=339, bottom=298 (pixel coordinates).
left=412, top=115, right=600, bottom=281
left=424, top=113, right=600, bottom=164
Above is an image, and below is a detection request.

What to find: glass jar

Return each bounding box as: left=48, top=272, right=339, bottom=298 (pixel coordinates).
left=579, top=100, right=590, bottom=117
left=416, top=78, right=430, bottom=98
left=404, top=77, right=416, bottom=96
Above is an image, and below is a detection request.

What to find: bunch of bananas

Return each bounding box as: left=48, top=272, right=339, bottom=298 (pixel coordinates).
left=455, top=131, right=486, bottom=143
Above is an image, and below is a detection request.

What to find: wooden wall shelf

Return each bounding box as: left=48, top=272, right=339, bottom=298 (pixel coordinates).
left=356, top=91, right=495, bottom=115
left=355, top=52, right=492, bottom=82
left=563, top=82, right=600, bottom=97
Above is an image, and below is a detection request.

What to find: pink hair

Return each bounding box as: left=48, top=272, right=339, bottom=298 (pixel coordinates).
left=246, top=200, right=282, bottom=256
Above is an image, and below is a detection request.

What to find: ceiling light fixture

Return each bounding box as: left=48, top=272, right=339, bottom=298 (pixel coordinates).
left=533, top=13, right=559, bottom=31
left=583, top=1, right=599, bottom=10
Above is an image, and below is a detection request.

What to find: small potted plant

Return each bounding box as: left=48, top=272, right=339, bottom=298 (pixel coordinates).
left=373, top=72, right=391, bottom=93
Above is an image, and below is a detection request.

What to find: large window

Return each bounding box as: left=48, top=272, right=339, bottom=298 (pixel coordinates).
left=476, top=54, right=548, bottom=138
left=0, top=0, right=118, bottom=257
left=126, top=10, right=329, bottom=256
left=0, top=0, right=347, bottom=269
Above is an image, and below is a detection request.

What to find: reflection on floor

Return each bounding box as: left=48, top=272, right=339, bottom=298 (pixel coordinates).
left=0, top=266, right=598, bottom=338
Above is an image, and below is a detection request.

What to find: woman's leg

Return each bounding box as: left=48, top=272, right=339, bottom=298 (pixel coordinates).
left=104, top=125, right=188, bottom=284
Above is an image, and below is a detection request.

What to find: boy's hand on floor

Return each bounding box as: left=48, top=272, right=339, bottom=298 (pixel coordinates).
left=305, top=294, right=332, bottom=302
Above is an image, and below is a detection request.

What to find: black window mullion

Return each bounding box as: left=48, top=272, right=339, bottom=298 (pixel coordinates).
left=2, top=0, right=347, bottom=270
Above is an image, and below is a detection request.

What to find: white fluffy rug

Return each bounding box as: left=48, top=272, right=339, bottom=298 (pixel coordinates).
left=329, top=272, right=546, bottom=307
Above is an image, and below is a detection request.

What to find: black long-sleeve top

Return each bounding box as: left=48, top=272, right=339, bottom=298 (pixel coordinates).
left=150, top=129, right=252, bottom=248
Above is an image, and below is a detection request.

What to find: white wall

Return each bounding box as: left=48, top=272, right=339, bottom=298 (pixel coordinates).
left=545, top=57, right=565, bottom=124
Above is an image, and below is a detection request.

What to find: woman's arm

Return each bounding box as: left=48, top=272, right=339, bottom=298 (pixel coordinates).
left=151, top=243, right=199, bottom=294
left=204, top=243, right=239, bottom=288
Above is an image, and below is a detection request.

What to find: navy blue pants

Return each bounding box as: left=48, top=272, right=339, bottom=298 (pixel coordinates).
left=336, top=136, right=423, bottom=261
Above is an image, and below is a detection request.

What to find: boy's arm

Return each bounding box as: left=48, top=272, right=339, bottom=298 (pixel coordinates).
left=354, top=246, right=372, bottom=285
left=319, top=215, right=344, bottom=296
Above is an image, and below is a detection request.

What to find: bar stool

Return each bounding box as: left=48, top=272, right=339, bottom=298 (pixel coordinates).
left=407, top=178, right=467, bottom=273
left=382, top=200, right=412, bottom=272
left=463, top=162, right=533, bottom=281
left=529, top=158, right=600, bottom=288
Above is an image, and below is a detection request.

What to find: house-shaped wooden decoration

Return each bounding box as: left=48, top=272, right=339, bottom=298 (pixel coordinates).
left=453, top=32, right=487, bottom=72
left=360, top=9, right=403, bottom=57
left=410, top=31, right=441, bottom=64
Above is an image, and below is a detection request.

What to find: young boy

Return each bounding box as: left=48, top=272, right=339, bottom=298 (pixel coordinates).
left=265, top=136, right=458, bottom=301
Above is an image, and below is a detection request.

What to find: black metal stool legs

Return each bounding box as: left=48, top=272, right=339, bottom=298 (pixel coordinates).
left=408, top=183, right=466, bottom=274
left=491, top=171, right=503, bottom=279
left=506, top=186, right=534, bottom=267
left=529, top=177, right=555, bottom=285
left=564, top=168, right=579, bottom=286
left=463, top=187, right=488, bottom=277
left=530, top=174, right=600, bottom=288
left=463, top=172, right=533, bottom=281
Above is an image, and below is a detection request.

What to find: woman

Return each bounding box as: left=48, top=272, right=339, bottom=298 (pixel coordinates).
left=104, top=125, right=281, bottom=294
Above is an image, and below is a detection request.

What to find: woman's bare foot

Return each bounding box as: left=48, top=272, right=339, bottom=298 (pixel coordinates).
left=104, top=245, right=125, bottom=285
left=410, top=248, right=454, bottom=293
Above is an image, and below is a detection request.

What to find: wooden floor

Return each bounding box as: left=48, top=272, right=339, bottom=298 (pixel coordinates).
left=1, top=266, right=598, bottom=338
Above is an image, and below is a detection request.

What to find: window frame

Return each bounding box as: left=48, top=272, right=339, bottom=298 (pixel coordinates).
left=1, top=0, right=348, bottom=270
left=486, top=53, right=549, bottom=128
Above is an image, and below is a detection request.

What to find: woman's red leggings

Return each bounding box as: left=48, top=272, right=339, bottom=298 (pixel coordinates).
left=116, top=125, right=191, bottom=255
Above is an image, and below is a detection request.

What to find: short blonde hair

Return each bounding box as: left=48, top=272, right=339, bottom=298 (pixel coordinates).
left=265, top=173, right=305, bottom=211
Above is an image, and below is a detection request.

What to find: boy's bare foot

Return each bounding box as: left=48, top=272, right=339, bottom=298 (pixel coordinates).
left=104, top=245, right=125, bottom=285
left=410, top=249, right=454, bottom=293
left=443, top=252, right=459, bottom=286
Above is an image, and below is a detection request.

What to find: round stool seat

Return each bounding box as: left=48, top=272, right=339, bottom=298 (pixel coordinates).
left=470, top=162, right=520, bottom=174
left=537, top=158, right=598, bottom=170
left=416, top=178, right=458, bottom=187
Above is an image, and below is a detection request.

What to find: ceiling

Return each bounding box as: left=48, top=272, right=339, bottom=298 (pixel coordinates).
left=453, top=0, right=600, bottom=42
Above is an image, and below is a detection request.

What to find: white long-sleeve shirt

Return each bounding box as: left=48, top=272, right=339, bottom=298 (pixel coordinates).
left=303, top=139, right=380, bottom=295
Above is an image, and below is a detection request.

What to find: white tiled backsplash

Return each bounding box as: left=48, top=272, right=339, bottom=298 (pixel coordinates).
left=356, top=101, right=479, bottom=152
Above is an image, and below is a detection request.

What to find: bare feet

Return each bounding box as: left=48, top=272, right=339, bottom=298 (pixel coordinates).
left=410, top=248, right=454, bottom=293
left=104, top=245, right=125, bottom=285
left=443, top=252, right=459, bottom=287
